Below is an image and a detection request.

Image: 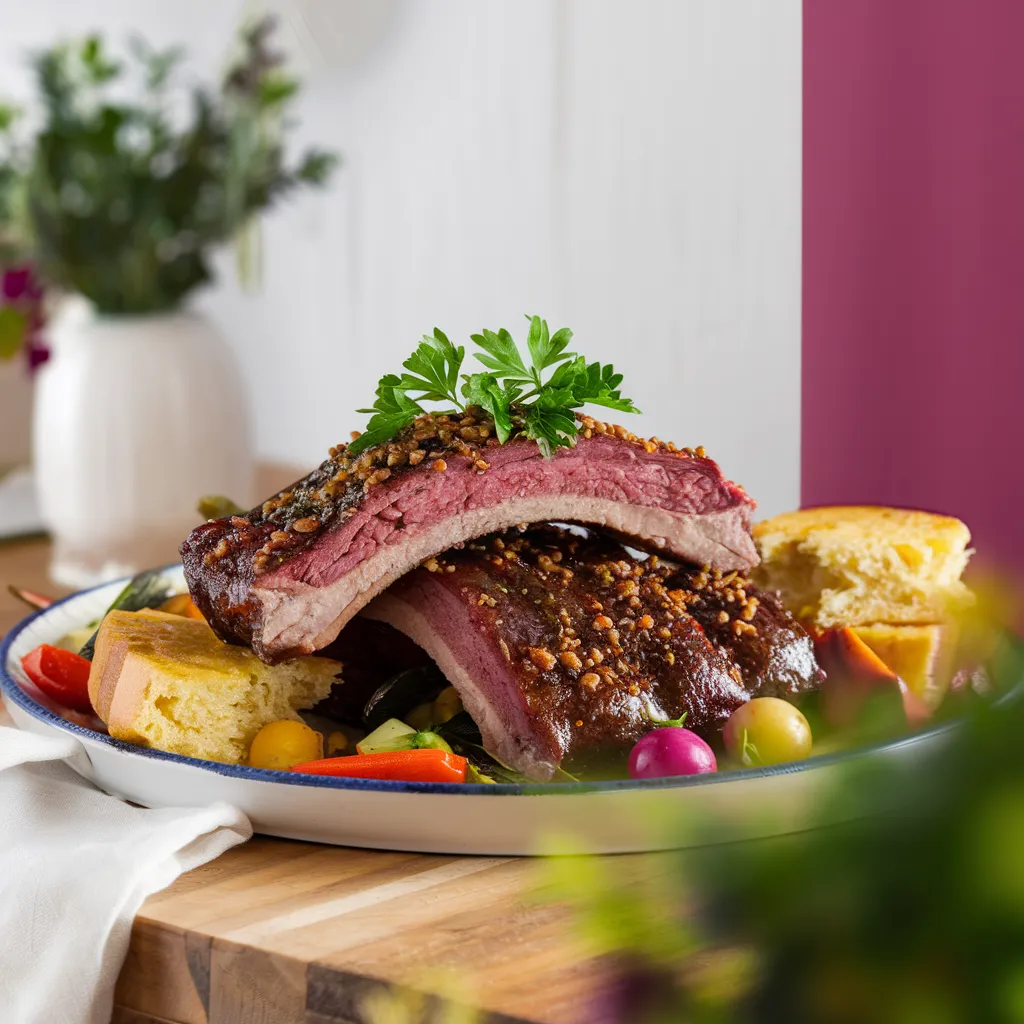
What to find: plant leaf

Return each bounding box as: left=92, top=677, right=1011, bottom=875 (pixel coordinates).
left=355, top=374, right=423, bottom=417
left=526, top=315, right=575, bottom=374
left=295, top=150, right=338, bottom=185
left=502, top=378, right=525, bottom=405
left=400, top=330, right=464, bottom=404
left=548, top=358, right=642, bottom=414
left=582, top=361, right=641, bottom=413
left=348, top=316, right=636, bottom=456
left=471, top=327, right=530, bottom=380
left=740, top=729, right=762, bottom=767
left=350, top=335, right=465, bottom=454
left=0, top=306, right=27, bottom=360
left=462, top=372, right=513, bottom=443
left=349, top=410, right=419, bottom=455
left=523, top=398, right=579, bottom=458
left=545, top=354, right=588, bottom=396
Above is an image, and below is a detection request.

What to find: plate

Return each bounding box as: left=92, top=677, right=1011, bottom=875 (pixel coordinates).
left=0, top=567, right=958, bottom=855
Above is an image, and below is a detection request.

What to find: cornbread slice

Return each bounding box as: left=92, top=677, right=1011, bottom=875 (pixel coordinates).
left=853, top=623, right=957, bottom=709
left=753, top=506, right=973, bottom=627
left=88, top=609, right=340, bottom=764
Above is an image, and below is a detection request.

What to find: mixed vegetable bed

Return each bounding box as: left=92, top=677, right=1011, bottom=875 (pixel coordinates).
left=10, top=566, right=980, bottom=787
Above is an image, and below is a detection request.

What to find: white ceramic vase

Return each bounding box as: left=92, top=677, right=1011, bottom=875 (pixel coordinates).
left=33, top=301, right=254, bottom=588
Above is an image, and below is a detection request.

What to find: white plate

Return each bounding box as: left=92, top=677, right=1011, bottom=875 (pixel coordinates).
left=0, top=567, right=957, bottom=855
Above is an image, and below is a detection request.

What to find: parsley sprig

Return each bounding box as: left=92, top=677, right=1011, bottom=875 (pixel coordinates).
left=351, top=315, right=640, bottom=456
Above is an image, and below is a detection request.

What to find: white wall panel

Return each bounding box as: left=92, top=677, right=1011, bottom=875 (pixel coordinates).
left=0, top=0, right=801, bottom=517
left=556, top=0, right=802, bottom=516
left=204, top=0, right=561, bottom=464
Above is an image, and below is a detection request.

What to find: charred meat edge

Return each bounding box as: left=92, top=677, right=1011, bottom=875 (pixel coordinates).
left=183, top=425, right=756, bottom=662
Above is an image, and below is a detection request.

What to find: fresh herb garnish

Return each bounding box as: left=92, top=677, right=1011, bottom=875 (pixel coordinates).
left=349, top=315, right=640, bottom=457
left=196, top=494, right=244, bottom=520
left=643, top=705, right=689, bottom=730
left=740, top=728, right=762, bottom=767
left=656, top=712, right=690, bottom=729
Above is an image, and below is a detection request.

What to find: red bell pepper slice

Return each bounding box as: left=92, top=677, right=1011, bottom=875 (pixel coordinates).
left=290, top=748, right=468, bottom=783
left=20, top=644, right=93, bottom=713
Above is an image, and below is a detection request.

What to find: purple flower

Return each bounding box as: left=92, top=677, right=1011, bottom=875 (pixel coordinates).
left=27, top=340, right=50, bottom=371
left=0, top=264, right=49, bottom=373
left=1, top=268, right=31, bottom=301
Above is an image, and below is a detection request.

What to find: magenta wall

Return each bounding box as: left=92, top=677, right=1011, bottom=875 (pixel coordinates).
left=802, top=0, right=1024, bottom=577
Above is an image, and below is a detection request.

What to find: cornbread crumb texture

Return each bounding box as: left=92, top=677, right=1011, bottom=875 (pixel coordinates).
left=90, top=610, right=340, bottom=764
left=853, top=623, right=957, bottom=708
left=753, top=505, right=973, bottom=627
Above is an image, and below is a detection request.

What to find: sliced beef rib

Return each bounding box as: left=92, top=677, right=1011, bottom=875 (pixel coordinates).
left=182, top=412, right=757, bottom=662
left=362, top=525, right=819, bottom=780
left=673, top=566, right=825, bottom=700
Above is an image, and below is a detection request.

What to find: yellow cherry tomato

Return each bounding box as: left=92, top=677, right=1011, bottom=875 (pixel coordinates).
left=327, top=730, right=349, bottom=756
left=432, top=686, right=463, bottom=724
left=405, top=702, right=435, bottom=731
left=248, top=720, right=323, bottom=770
left=723, top=698, right=812, bottom=767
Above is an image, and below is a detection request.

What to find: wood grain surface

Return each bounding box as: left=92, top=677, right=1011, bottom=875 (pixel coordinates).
left=0, top=465, right=620, bottom=1024
left=110, top=840, right=618, bottom=1024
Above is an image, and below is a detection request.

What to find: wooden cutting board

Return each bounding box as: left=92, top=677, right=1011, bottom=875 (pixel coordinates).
left=111, top=839, right=624, bottom=1024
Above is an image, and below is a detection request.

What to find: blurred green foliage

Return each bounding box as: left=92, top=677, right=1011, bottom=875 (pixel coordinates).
left=0, top=17, right=336, bottom=314
left=0, top=103, right=29, bottom=265
left=544, top=631, right=1024, bottom=1024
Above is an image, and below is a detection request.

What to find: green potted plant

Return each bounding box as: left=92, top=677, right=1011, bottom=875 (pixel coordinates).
left=2, top=19, right=336, bottom=585
left=0, top=105, right=46, bottom=481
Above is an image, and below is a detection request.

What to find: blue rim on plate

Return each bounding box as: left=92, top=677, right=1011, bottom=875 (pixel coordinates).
left=0, top=568, right=959, bottom=797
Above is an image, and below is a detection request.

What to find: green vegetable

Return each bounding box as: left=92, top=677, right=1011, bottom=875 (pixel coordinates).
left=446, top=740, right=528, bottom=784
left=196, top=495, right=244, bottom=520
left=356, top=718, right=452, bottom=755
left=741, top=728, right=762, bottom=767
left=356, top=718, right=414, bottom=753
left=466, top=764, right=498, bottom=785
left=435, top=712, right=527, bottom=783
left=78, top=568, right=173, bottom=660
left=55, top=625, right=95, bottom=655
left=362, top=665, right=449, bottom=730
left=374, top=731, right=452, bottom=755
left=434, top=710, right=482, bottom=746
left=350, top=316, right=640, bottom=458
left=434, top=711, right=579, bottom=784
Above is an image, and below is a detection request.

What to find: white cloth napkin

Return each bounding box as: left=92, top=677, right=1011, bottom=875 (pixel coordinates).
left=0, top=726, right=252, bottom=1024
